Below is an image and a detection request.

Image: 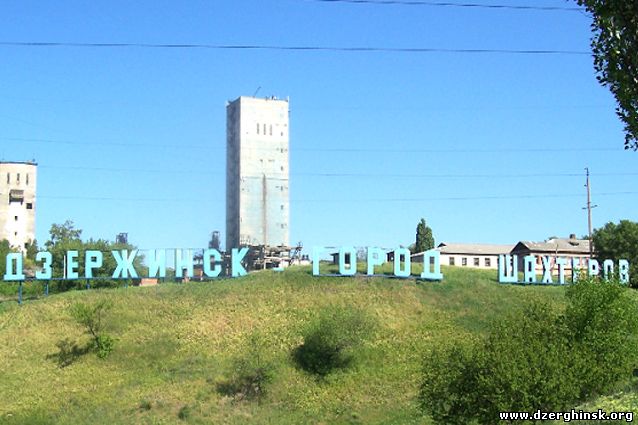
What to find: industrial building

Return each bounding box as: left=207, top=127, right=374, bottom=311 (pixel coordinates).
left=226, top=96, right=290, bottom=252
left=0, top=161, right=37, bottom=251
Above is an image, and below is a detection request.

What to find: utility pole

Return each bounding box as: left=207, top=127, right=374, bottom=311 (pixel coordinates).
left=583, top=167, right=598, bottom=257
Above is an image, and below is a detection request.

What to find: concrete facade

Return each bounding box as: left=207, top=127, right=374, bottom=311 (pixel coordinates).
left=0, top=161, right=37, bottom=251
left=226, top=96, right=289, bottom=249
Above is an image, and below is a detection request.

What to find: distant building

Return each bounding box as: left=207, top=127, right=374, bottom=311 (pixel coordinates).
left=510, top=235, right=590, bottom=276
left=416, top=242, right=514, bottom=269
left=226, top=96, right=290, bottom=249
left=0, top=161, right=37, bottom=251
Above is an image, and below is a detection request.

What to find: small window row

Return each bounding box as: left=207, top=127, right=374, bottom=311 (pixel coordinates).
left=6, top=173, right=31, bottom=185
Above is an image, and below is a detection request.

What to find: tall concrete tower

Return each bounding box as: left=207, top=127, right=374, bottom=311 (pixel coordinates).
left=0, top=161, right=37, bottom=251
left=226, top=96, right=289, bottom=249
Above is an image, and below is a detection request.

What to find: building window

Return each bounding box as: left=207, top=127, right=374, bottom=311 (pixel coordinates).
left=474, top=257, right=480, bottom=267
left=16, top=173, right=20, bottom=183
left=269, top=125, right=272, bottom=136
left=485, top=258, right=491, bottom=267
left=257, top=123, right=260, bottom=134
left=462, top=257, right=467, bottom=266
left=263, top=124, right=266, bottom=134
left=449, top=257, right=455, bottom=266
left=6, top=173, right=9, bottom=184
left=26, top=174, right=29, bottom=185
left=280, top=204, right=284, bottom=210
left=26, top=203, right=33, bottom=210
left=14, top=216, right=18, bottom=221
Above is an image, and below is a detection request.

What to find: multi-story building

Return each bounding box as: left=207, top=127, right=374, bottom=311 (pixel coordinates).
left=0, top=161, right=37, bottom=251
left=226, top=96, right=289, bottom=250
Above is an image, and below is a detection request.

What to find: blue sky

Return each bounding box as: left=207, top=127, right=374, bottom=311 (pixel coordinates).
left=1, top=0, right=635, bottom=252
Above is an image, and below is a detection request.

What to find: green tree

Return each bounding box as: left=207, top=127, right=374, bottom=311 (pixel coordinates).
left=592, top=219, right=638, bottom=285
left=415, top=218, right=434, bottom=253
left=576, top=0, right=638, bottom=149
left=45, top=220, right=82, bottom=249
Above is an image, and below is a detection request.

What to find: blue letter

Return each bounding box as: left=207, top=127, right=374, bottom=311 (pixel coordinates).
left=339, top=246, right=357, bottom=276
left=555, top=257, right=567, bottom=284
left=66, top=251, right=79, bottom=279
left=588, top=259, right=599, bottom=278
left=541, top=256, right=553, bottom=284
left=420, top=249, right=443, bottom=280
left=35, top=251, right=52, bottom=280
left=112, top=250, right=139, bottom=279
left=393, top=248, right=411, bottom=277
left=366, top=247, right=384, bottom=275
left=619, top=259, right=629, bottom=284
left=572, top=258, right=582, bottom=283
left=175, top=249, right=194, bottom=279
left=147, top=249, right=166, bottom=278
left=203, top=249, right=221, bottom=278
left=85, top=250, right=103, bottom=279
left=232, top=247, right=249, bottom=277
left=523, top=255, right=536, bottom=283
left=312, top=246, right=326, bottom=276
left=498, top=255, right=518, bottom=283
left=602, top=259, right=614, bottom=280
left=4, top=252, right=25, bottom=281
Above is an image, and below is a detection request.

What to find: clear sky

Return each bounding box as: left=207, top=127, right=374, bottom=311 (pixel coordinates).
left=1, top=0, right=635, bottom=252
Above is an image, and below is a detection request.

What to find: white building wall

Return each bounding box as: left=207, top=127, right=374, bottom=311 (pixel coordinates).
left=226, top=96, right=289, bottom=249
left=441, top=253, right=499, bottom=269
left=0, top=162, right=37, bottom=251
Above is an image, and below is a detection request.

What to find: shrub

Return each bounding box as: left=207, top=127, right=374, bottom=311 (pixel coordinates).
left=420, top=301, right=578, bottom=424
left=419, top=278, right=638, bottom=424
left=177, top=404, right=191, bottom=420
left=420, top=342, right=478, bottom=425
left=293, top=306, right=375, bottom=376
left=566, top=278, right=638, bottom=399
left=216, top=334, right=275, bottom=401
left=69, top=298, right=115, bottom=359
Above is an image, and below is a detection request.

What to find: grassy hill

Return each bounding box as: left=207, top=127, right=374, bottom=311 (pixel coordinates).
left=0, top=266, right=631, bottom=424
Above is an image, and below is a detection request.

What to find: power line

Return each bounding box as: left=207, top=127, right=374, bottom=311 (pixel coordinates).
left=0, top=41, right=590, bottom=55
left=36, top=165, right=638, bottom=180
left=36, top=191, right=638, bottom=204
left=6, top=137, right=619, bottom=153
left=307, top=0, right=585, bottom=12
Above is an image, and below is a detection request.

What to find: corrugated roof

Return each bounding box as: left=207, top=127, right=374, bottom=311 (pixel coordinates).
left=514, top=238, right=590, bottom=254
left=435, top=242, right=514, bottom=255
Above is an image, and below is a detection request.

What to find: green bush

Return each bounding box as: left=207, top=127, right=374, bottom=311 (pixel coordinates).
left=216, top=334, right=276, bottom=401
left=419, top=278, right=638, bottom=424
left=293, top=306, right=375, bottom=377
left=566, top=278, right=638, bottom=399
left=69, top=298, right=115, bottom=359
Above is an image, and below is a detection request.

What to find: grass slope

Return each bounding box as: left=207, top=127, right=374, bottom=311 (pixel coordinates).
left=0, top=266, right=580, bottom=424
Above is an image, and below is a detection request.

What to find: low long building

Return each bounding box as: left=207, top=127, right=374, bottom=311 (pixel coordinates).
left=412, top=242, right=514, bottom=269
